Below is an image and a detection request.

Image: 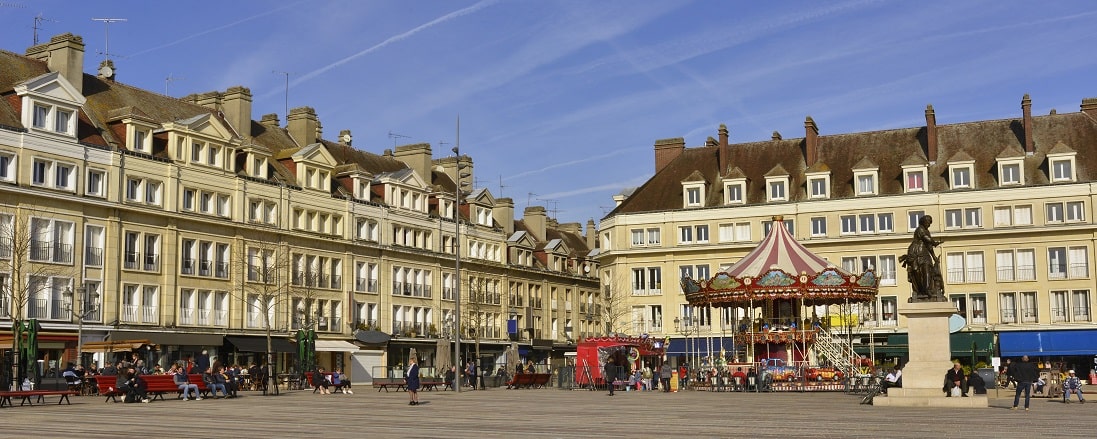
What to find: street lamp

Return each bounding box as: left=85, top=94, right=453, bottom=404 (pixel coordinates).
left=674, top=316, right=696, bottom=370
left=63, top=282, right=99, bottom=368
left=452, top=143, right=470, bottom=394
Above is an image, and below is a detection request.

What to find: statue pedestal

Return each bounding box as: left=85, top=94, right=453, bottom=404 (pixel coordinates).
left=872, top=301, right=988, bottom=408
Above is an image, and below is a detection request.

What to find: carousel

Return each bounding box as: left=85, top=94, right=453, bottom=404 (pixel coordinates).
left=680, top=216, right=879, bottom=381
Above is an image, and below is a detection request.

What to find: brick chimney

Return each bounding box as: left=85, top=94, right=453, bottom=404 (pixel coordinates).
left=585, top=219, right=596, bottom=251
left=654, top=137, right=685, bottom=174
left=493, top=197, right=514, bottom=235
left=925, top=105, right=938, bottom=163
left=804, top=116, right=819, bottom=166
left=25, top=33, right=86, bottom=94
left=287, top=106, right=319, bottom=146
left=772, top=131, right=782, bottom=141
left=259, top=113, right=280, bottom=129
left=1021, top=94, right=1034, bottom=154
left=222, top=86, right=253, bottom=138
left=523, top=206, right=547, bottom=241
left=1082, top=97, right=1097, bottom=119
left=393, top=143, right=434, bottom=182
left=717, top=124, right=729, bottom=175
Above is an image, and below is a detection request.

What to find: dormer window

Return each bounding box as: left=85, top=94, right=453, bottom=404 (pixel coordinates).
left=723, top=179, right=745, bottom=205
left=765, top=177, right=788, bottom=202
left=948, top=162, right=975, bottom=190
left=808, top=176, right=829, bottom=199
left=250, top=156, right=268, bottom=179
left=133, top=129, right=150, bottom=153
left=683, top=185, right=704, bottom=208
left=905, top=169, right=925, bottom=192
left=1051, top=157, right=1075, bottom=182
left=30, top=103, right=75, bottom=136
left=1000, top=163, right=1021, bottom=185
left=16, top=72, right=86, bottom=139
left=855, top=172, right=877, bottom=196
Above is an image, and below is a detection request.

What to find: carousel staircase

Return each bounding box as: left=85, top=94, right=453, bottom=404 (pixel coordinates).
left=813, top=327, right=857, bottom=376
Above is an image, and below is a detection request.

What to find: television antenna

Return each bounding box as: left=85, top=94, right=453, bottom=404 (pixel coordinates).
left=272, top=71, right=292, bottom=118
left=497, top=175, right=507, bottom=197
left=91, top=18, right=127, bottom=61
left=164, top=73, right=185, bottom=95
left=387, top=131, right=410, bottom=148
left=537, top=197, right=563, bottom=218
left=33, top=13, right=58, bottom=45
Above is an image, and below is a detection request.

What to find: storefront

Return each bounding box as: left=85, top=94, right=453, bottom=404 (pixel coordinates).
left=109, top=330, right=225, bottom=370
left=315, top=339, right=360, bottom=372
left=999, top=329, right=1097, bottom=376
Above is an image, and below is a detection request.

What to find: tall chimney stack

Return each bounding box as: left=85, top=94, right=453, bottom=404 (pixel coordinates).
left=586, top=219, right=597, bottom=251
left=1082, top=97, right=1097, bottom=119
left=523, top=206, right=547, bottom=242
left=222, top=86, right=253, bottom=139
left=287, top=106, right=320, bottom=146
left=717, top=124, right=729, bottom=174
left=925, top=105, right=938, bottom=163
left=26, top=33, right=86, bottom=93
left=804, top=116, right=819, bottom=166
left=1021, top=94, right=1034, bottom=154
left=653, top=137, right=685, bottom=174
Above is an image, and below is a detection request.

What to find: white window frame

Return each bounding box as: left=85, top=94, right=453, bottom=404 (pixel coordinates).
left=877, top=213, right=894, bottom=233
left=1049, top=154, right=1076, bottom=183
left=683, top=184, right=704, bottom=208
left=810, top=217, right=827, bottom=237
left=854, top=169, right=878, bottom=196
left=0, top=152, right=15, bottom=183
left=949, top=163, right=974, bottom=189
left=902, top=165, right=927, bottom=193
left=765, top=177, right=788, bottom=202
left=805, top=172, right=829, bottom=199
left=998, top=160, right=1023, bottom=186
left=85, top=168, right=105, bottom=197
left=723, top=180, right=745, bottom=205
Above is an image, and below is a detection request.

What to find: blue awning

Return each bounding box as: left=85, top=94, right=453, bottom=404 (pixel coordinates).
left=999, top=330, right=1097, bottom=357
left=666, top=337, right=736, bottom=357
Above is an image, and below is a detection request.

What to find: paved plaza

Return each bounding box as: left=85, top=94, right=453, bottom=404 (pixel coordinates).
left=3, top=387, right=1095, bottom=438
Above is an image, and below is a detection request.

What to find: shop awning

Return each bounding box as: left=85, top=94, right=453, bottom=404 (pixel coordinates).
left=355, top=330, right=391, bottom=345
left=225, top=335, right=297, bottom=353
left=109, top=330, right=224, bottom=347
left=81, top=339, right=156, bottom=353
left=999, top=329, right=1097, bottom=357
left=878, top=331, right=995, bottom=357
left=315, top=340, right=359, bottom=352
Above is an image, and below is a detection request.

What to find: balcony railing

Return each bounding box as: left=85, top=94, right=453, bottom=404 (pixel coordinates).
left=0, top=237, right=11, bottom=259
left=248, top=267, right=275, bottom=283
left=182, top=259, right=195, bottom=275
left=197, top=308, right=210, bottom=326
left=247, top=313, right=262, bottom=328
left=122, top=305, right=139, bottom=323
left=1051, top=307, right=1069, bottom=323
left=198, top=260, right=212, bottom=276
left=31, top=240, right=73, bottom=263
left=180, top=308, right=195, bottom=325
left=141, top=305, right=158, bottom=324
left=215, top=262, right=229, bottom=279
left=124, top=252, right=140, bottom=270
left=1020, top=308, right=1038, bottom=323
left=1069, top=263, right=1089, bottom=278
left=85, top=247, right=103, bottom=266
left=144, top=254, right=159, bottom=271
left=1000, top=308, right=1017, bottom=324
left=1074, top=308, right=1091, bottom=322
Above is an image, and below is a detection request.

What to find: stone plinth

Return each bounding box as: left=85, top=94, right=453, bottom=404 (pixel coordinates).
left=872, top=301, right=988, bottom=408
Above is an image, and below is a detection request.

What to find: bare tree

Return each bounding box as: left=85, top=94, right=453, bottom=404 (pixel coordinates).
left=0, top=208, right=78, bottom=390
left=596, top=272, right=633, bottom=336
left=460, top=275, right=498, bottom=375
left=231, top=235, right=293, bottom=395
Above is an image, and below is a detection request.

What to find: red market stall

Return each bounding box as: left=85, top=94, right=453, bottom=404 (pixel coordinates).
left=575, top=335, right=667, bottom=386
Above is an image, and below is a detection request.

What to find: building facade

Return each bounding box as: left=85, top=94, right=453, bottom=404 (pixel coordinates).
left=599, top=94, right=1097, bottom=373
left=0, top=33, right=600, bottom=382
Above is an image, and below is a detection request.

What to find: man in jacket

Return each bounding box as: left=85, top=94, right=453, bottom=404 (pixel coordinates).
left=1063, top=370, right=1086, bottom=403
left=660, top=362, right=673, bottom=392
left=944, top=363, right=967, bottom=397
left=604, top=357, right=617, bottom=396
left=1010, top=355, right=1039, bottom=410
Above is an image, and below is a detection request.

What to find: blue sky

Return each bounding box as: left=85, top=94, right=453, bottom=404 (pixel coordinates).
left=3, top=1, right=1096, bottom=225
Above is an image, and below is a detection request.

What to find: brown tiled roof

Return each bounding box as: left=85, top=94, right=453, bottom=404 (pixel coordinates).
left=608, top=107, right=1097, bottom=217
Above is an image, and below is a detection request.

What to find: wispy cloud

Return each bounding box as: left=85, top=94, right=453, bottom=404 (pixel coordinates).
left=537, top=177, right=649, bottom=200
left=504, top=147, right=639, bottom=181
left=128, top=1, right=305, bottom=57
left=258, top=0, right=499, bottom=99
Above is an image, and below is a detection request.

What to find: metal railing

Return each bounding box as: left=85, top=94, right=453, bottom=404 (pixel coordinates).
left=85, top=246, right=103, bottom=266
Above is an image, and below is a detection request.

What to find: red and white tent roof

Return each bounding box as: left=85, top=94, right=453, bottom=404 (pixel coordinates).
left=722, top=218, right=849, bottom=278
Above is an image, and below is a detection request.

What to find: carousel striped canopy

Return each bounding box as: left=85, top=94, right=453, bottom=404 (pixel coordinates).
left=724, top=217, right=847, bottom=278
left=682, top=216, right=878, bottom=306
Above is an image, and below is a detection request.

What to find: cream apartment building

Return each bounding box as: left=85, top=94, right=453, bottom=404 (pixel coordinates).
left=599, top=97, right=1097, bottom=371
left=0, top=33, right=599, bottom=382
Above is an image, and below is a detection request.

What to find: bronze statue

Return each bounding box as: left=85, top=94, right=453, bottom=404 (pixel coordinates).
left=899, top=215, right=945, bottom=302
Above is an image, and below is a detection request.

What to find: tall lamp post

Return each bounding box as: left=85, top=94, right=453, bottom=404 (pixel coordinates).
left=63, top=282, right=99, bottom=368
left=452, top=141, right=470, bottom=394
left=674, top=316, right=695, bottom=369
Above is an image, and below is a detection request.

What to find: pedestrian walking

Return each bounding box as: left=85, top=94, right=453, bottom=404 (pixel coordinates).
left=604, top=357, right=616, bottom=396
left=406, top=356, right=420, bottom=406
left=1010, top=355, right=1038, bottom=411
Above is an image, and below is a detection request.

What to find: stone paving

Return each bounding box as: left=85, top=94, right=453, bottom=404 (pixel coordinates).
left=2, top=387, right=1094, bottom=438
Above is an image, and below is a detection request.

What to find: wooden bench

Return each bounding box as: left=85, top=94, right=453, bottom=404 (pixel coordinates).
left=420, top=380, right=445, bottom=391
left=506, top=373, right=551, bottom=389
left=372, top=377, right=405, bottom=392
left=94, top=376, right=125, bottom=403
left=142, top=374, right=209, bottom=400
left=0, top=390, right=79, bottom=407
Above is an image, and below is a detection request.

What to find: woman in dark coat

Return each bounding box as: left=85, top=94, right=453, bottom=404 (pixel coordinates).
left=406, top=357, right=420, bottom=406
